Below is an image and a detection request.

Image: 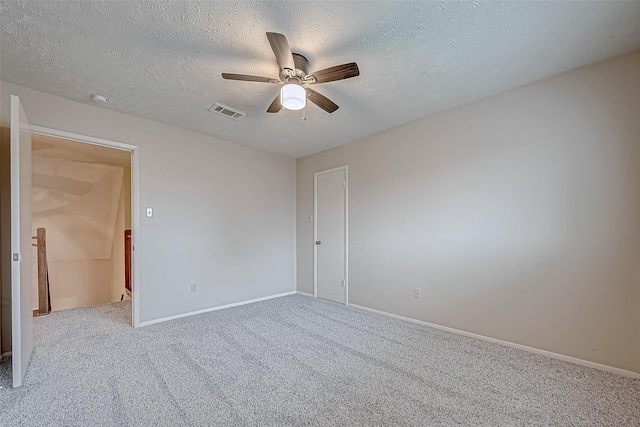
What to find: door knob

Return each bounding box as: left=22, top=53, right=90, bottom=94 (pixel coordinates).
left=315, top=240, right=321, bottom=245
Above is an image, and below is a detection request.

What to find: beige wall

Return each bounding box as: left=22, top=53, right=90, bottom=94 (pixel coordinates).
left=1, top=80, right=296, bottom=325
left=297, top=51, right=640, bottom=373
left=31, top=154, right=125, bottom=311
left=45, top=259, right=112, bottom=311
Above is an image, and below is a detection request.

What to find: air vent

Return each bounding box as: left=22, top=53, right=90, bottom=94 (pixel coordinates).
left=207, top=103, right=246, bottom=120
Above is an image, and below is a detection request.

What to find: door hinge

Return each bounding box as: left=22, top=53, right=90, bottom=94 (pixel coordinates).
left=12, top=253, right=20, bottom=261
left=343, top=181, right=346, bottom=188
left=342, top=279, right=346, bottom=287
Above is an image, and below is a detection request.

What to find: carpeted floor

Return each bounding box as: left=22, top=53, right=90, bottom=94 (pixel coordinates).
left=0, top=294, right=638, bottom=426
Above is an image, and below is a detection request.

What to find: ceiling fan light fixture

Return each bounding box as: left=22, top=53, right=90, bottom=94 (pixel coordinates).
left=222, top=33, right=359, bottom=114
left=280, top=83, right=306, bottom=110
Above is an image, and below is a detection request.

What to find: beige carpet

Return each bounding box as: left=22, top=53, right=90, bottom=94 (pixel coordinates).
left=0, top=294, right=638, bottom=426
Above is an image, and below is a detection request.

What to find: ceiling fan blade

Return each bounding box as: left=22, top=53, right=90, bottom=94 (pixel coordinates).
left=306, top=88, right=339, bottom=113
left=266, top=32, right=295, bottom=71
left=267, top=93, right=282, bottom=113
left=221, top=73, right=277, bottom=83
left=310, top=62, right=360, bottom=84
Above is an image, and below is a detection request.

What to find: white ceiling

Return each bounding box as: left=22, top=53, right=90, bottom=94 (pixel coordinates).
left=2, top=1, right=640, bottom=158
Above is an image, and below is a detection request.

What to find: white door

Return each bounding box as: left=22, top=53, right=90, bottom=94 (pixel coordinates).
left=314, top=167, right=347, bottom=304
left=10, top=95, right=33, bottom=388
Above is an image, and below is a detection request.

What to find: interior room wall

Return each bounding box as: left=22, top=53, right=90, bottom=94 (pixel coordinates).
left=45, top=259, right=112, bottom=311
left=0, top=80, right=296, bottom=325
left=297, top=51, right=640, bottom=373
left=31, top=154, right=123, bottom=311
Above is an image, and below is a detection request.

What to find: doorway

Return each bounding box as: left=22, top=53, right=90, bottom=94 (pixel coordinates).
left=0, top=113, right=140, bottom=387
left=31, top=133, right=133, bottom=316
left=314, top=166, right=348, bottom=305
left=0, top=98, right=139, bottom=388
left=30, top=126, right=139, bottom=328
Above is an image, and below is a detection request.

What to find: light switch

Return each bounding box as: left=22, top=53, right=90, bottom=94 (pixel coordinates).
left=146, top=207, right=153, bottom=218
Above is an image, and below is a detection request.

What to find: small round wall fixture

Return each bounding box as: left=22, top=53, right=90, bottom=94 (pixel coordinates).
left=92, top=94, right=107, bottom=104
left=280, top=84, right=306, bottom=110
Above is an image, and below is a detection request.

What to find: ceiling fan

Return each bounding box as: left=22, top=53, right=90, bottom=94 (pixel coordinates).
left=222, top=32, right=360, bottom=114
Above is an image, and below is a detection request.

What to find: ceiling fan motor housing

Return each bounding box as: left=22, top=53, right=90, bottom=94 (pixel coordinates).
left=281, top=53, right=311, bottom=82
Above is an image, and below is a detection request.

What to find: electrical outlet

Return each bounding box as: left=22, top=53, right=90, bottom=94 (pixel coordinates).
left=190, top=283, right=198, bottom=293
left=414, top=288, right=421, bottom=299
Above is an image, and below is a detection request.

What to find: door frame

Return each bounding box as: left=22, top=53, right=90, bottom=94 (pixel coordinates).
left=29, top=125, right=141, bottom=327
left=313, top=165, right=349, bottom=306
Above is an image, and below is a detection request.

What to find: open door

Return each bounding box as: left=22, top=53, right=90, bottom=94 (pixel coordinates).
left=10, top=95, right=33, bottom=388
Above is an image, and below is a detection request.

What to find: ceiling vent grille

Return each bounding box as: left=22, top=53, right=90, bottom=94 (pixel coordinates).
left=208, top=103, right=246, bottom=120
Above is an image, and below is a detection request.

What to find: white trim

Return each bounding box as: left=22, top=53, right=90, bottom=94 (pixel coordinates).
left=130, top=148, right=141, bottom=328
left=313, top=166, right=349, bottom=306
left=350, top=303, right=640, bottom=379
left=313, top=172, right=318, bottom=298
left=138, top=291, right=297, bottom=327
left=296, top=291, right=314, bottom=298
left=28, top=125, right=141, bottom=328
left=30, top=125, right=137, bottom=151
left=344, top=167, right=349, bottom=307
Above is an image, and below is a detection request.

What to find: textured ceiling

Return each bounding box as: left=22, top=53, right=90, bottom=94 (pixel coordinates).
left=2, top=1, right=640, bottom=158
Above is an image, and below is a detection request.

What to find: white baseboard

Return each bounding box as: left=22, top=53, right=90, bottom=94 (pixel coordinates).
left=296, top=291, right=314, bottom=297
left=349, top=303, right=640, bottom=379
left=139, top=291, right=296, bottom=327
